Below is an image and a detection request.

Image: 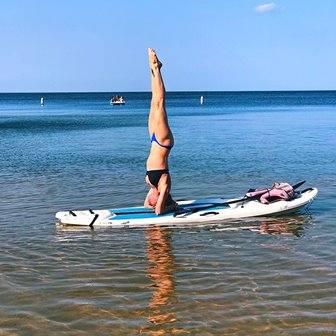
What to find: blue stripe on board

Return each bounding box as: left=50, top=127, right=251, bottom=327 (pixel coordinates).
left=108, top=204, right=230, bottom=220
left=108, top=198, right=230, bottom=214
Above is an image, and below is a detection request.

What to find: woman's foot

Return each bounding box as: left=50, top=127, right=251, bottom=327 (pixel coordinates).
left=148, top=48, right=162, bottom=71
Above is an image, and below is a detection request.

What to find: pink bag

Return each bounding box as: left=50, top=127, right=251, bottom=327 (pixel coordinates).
left=246, top=182, right=296, bottom=204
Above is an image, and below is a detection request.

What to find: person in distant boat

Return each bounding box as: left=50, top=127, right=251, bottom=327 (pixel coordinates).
left=144, top=48, right=178, bottom=215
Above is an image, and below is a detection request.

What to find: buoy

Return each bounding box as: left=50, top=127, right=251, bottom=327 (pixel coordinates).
left=200, top=96, right=204, bottom=105
left=40, top=97, right=44, bottom=106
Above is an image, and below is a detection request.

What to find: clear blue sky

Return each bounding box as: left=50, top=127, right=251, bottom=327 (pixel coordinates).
left=1, top=0, right=336, bottom=92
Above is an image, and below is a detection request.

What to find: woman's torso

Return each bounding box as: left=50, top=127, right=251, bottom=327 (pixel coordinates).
left=146, top=140, right=172, bottom=170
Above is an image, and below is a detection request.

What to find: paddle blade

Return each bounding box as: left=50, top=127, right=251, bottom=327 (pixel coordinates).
left=292, top=180, right=306, bottom=189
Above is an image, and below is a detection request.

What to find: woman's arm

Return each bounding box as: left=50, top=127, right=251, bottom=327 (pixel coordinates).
left=155, top=185, right=169, bottom=215
left=155, top=188, right=178, bottom=215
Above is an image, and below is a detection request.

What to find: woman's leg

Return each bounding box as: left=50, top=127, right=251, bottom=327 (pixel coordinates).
left=148, top=48, right=173, bottom=145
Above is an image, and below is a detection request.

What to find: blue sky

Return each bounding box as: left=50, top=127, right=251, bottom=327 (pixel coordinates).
left=1, top=0, right=336, bottom=92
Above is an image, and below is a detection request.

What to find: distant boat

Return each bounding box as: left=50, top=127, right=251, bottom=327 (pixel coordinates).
left=110, top=96, right=125, bottom=105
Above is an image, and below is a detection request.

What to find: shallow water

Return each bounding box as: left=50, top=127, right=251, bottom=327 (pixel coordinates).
left=1, top=91, right=335, bottom=335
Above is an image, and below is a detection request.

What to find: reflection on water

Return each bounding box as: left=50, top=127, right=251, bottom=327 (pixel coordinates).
left=141, top=228, right=180, bottom=335
left=210, top=214, right=313, bottom=236
left=56, top=225, right=181, bottom=334
left=258, top=215, right=312, bottom=236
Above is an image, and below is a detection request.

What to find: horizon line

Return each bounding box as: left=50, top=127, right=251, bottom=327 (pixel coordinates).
left=1, top=89, right=336, bottom=94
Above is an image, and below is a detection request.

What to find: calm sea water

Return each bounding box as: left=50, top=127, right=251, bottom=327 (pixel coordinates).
left=0, top=91, right=335, bottom=335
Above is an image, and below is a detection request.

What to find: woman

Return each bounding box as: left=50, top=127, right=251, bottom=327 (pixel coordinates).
left=144, top=48, right=178, bottom=215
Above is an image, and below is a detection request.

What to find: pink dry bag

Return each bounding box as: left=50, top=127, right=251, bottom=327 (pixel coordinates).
left=246, top=182, right=296, bottom=204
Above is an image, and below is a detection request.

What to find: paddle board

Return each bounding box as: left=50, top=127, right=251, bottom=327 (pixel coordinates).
left=55, top=187, right=318, bottom=228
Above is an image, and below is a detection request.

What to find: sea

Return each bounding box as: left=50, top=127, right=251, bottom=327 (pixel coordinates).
left=0, top=91, right=335, bottom=335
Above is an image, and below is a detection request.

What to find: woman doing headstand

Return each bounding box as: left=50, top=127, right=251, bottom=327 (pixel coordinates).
left=144, top=48, right=178, bottom=215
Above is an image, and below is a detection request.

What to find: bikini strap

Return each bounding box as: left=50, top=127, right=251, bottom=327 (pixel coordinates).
left=151, top=133, right=173, bottom=150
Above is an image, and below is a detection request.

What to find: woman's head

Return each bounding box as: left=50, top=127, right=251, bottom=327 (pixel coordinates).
left=148, top=189, right=159, bottom=207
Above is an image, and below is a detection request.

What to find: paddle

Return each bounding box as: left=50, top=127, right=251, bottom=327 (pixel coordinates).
left=172, top=180, right=306, bottom=217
